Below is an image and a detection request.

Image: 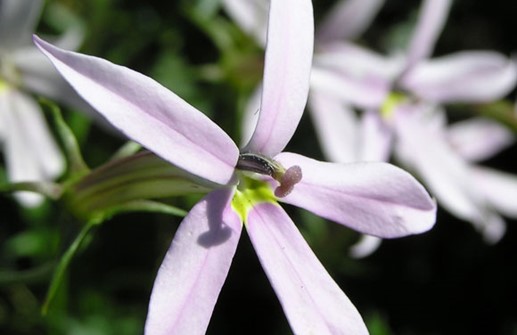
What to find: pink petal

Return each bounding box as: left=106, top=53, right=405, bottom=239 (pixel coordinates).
left=275, top=152, right=436, bottom=238
left=33, top=36, right=239, bottom=186
left=316, top=0, right=385, bottom=44
left=145, top=188, right=242, bottom=335
left=246, top=203, right=368, bottom=335
left=403, top=0, right=452, bottom=71
left=244, top=0, right=313, bottom=156
left=308, top=92, right=359, bottom=163
left=402, top=51, right=517, bottom=103
left=447, top=118, right=514, bottom=162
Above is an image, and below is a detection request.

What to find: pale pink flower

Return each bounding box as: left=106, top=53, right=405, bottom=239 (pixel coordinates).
left=34, top=0, right=436, bottom=333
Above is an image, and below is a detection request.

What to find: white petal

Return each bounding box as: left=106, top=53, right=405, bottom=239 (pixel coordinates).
left=316, top=0, right=385, bottom=44
left=221, top=0, right=268, bottom=46
left=308, top=91, right=359, bottom=163
left=447, top=118, right=514, bottom=162
left=404, top=0, right=452, bottom=70
left=472, top=166, right=517, bottom=219
left=0, top=88, right=64, bottom=206
left=0, top=0, right=43, bottom=49
left=402, top=52, right=517, bottom=103
left=349, top=235, right=382, bottom=259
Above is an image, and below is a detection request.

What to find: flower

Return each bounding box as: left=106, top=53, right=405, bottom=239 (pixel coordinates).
left=0, top=0, right=87, bottom=206
left=34, top=0, right=436, bottom=333
left=309, top=0, right=517, bottom=244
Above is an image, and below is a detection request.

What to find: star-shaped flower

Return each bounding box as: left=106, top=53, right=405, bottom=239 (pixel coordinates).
left=34, top=0, right=436, bottom=333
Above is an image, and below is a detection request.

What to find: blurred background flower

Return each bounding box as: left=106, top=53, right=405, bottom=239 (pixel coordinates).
left=0, top=0, right=89, bottom=207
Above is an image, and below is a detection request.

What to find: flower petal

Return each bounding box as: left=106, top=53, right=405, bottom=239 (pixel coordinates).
left=447, top=118, right=514, bottom=162
left=315, top=43, right=402, bottom=82
left=240, top=84, right=262, bottom=147
left=472, top=166, right=517, bottom=219
left=316, top=0, right=385, bottom=44
left=311, top=43, right=402, bottom=108
left=310, top=67, right=388, bottom=109
left=246, top=203, right=368, bottom=335
left=221, top=0, right=268, bottom=46
left=393, top=104, right=505, bottom=242
left=275, top=152, right=436, bottom=238
left=403, top=0, right=451, bottom=71
left=244, top=0, right=314, bottom=156
left=358, top=111, right=393, bottom=162
left=394, top=105, right=480, bottom=219
left=349, top=235, right=382, bottom=259
left=145, top=188, right=242, bottom=335
left=0, top=88, right=64, bottom=206
left=33, top=36, right=239, bottom=186
left=12, top=47, right=95, bottom=113
left=402, top=51, right=517, bottom=103
left=308, top=92, right=359, bottom=163
left=0, top=0, right=43, bottom=49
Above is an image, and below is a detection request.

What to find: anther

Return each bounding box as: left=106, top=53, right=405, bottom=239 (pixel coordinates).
left=274, top=165, right=302, bottom=198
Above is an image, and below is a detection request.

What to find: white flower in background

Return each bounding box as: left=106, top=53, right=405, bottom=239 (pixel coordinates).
left=0, top=0, right=86, bottom=206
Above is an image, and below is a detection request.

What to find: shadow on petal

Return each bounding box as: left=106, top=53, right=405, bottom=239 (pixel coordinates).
left=197, top=188, right=237, bottom=248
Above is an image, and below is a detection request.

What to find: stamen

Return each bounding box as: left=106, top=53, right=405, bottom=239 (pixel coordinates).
left=274, top=165, right=302, bottom=198
left=236, top=153, right=303, bottom=198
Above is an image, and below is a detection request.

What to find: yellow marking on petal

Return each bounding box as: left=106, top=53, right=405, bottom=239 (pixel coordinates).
left=381, top=92, right=407, bottom=119
left=231, top=175, right=278, bottom=223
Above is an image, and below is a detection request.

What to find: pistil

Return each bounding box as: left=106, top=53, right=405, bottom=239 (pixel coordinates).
left=236, top=152, right=302, bottom=197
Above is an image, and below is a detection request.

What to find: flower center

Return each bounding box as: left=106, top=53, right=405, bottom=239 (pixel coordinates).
left=236, top=152, right=302, bottom=198
left=0, top=55, right=21, bottom=88
left=381, top=91, right=408, bottom=119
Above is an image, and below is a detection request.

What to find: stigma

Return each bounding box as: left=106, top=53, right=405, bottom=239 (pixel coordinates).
left=236, top=153, right=302, bottom=198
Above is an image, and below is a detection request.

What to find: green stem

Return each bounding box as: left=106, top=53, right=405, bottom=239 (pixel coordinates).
left=42, top=221, right=96, bottom=315
left=41, top=99, right=89, bottom=176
